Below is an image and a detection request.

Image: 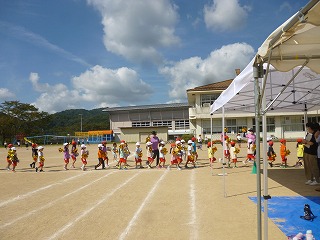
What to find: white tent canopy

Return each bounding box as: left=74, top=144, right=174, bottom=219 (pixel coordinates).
left=209, top=1, right=320, bottom=239
left=255, top=0, right=320, bottom=73
left=210, top=58, right=320, bottom=115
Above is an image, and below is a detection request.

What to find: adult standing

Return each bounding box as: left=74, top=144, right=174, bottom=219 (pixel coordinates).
left=150, top=130, right=160, bottom=166
left=303, top=122, right=319, bottom=186
left=314, top=123, right=320, bottom=191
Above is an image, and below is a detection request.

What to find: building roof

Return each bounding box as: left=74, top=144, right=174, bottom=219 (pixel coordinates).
left=187, top=79, right=233, bottom=92
left=103, top=102, right=190, bottom=113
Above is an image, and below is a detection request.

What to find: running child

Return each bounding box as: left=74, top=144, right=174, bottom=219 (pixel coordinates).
left=167, top=143, right=182, bottom=170
left=118, top=142, right=128, bottom=170
left=191, top=137, right=198, bottom=162
left=36, top=146, right=45, bottom=172
left=267, top=141, right=276, bottom=167
left=112, top=142, right=118, bottom=162
left=10, top=147, right=19, bottom=172
left=230, top=141, right=240, bottom=168
left=71, top=141, right=78, bottom=168
left=185, top=140, right=196, bottom=168
left=62, top=142, right=70, bottom=170
left=224, top=136, right=231, bottom=167
left=102, top=141, right=109, bottom=168
left=6, top=143, right=14, bottom=170
left=159, top=141, right=167, bottom=168
left=295, top=138, right=304, bottom=167
left=29, top=143, right=38, bottom=168
left=180, top=139, right=187, bottom=163
left=243, top=139, right=255, bottom=165
left=95, top=144, right=106, bottom=170
left=80, top=144, right=89, bottom=171
left=123, top=142, right=130, bottom=168
left=134, top=142, right=143, bottom=169
left=280, top=139, right=290, bottom=168
left=146, top=141, right=154, bottom=168
left=207, top=141, right=217, bottom=168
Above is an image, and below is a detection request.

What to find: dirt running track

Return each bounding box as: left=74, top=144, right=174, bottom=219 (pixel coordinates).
left=0, top=142, right=317, bottom=240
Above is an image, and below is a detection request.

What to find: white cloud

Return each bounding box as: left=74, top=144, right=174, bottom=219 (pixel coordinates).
left=30, top=66, right=152, bottom=113
left=72, top=65, right=153, bottom=103
left=204, top=0, right=250, bottom=31
left=87, top=0, right=180, bottom=64
left=0, top=88, right=15, bottom=100
left=160, top=43, right=254, bottom=101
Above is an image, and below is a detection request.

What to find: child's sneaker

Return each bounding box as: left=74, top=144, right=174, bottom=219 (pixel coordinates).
left=177, top=167, right=182, bottom=170
left=35, top=167, right=38, bottom=172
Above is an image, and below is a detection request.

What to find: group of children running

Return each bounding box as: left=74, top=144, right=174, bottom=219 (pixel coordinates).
left=4, top=135, right=303, bottom=172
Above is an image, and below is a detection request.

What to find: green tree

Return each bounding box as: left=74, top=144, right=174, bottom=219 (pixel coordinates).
left=0, top=101, right=50, bottom=144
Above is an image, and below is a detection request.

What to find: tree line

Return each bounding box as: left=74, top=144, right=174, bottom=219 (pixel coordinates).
left=0, top=101, right=109, bottom=145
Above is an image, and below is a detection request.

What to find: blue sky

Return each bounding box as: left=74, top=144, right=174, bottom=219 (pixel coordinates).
left=0, top=0, right=308, bottom=113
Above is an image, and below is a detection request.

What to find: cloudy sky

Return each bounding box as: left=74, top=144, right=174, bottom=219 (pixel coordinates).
left=0, top=0, right=308, bottom=113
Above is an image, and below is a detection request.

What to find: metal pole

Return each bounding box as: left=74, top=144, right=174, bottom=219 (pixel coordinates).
left=262, top=97, right=269, bottom=240
left=210, top=113, right=213, bottom=176
left=253, top=64, right=262, bottom=240
left=79, top=114, right=83, bottom=132
left=222, top=106, right=227, bottom=198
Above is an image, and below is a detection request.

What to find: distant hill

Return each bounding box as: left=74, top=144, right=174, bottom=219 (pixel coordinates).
left=44, top=108, right=109, bottom=136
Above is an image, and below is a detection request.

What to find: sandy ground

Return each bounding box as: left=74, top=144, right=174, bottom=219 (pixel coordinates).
left=0, top=141, right=318, bottom=240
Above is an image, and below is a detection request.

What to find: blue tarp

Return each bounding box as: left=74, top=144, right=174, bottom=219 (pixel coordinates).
left=249, top=196, right=320, bottom=238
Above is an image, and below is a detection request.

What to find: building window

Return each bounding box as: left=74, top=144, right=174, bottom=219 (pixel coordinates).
left=308, top=116, right=320, bottom=123
left=175, top=120, right=189, bottom=130
left=251, top=117, right=275, bottom=132
left=153, top=121, right=172, bottom=129
left=281, top=116, right=304, bottom=131
left=132, top=122, right=151, bottom=127
left=201, top=94, right=220, bottom=107
left=266, top=117, right=275, bottom=132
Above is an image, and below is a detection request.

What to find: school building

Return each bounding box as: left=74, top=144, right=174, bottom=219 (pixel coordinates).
left=103, top=103, right=191, bottom=143
left=104, top=80, right=319, bottom=143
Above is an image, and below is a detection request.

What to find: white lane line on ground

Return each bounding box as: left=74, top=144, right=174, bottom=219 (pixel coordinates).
left=0, top=171, right=90, bottom=208
left=47, top=172, right=141, bottom=240
left=0, top=171, right=116, bottom=229
left=119, top=170, right=168, bottom=240
left=189, top=169, right=198, bottom=240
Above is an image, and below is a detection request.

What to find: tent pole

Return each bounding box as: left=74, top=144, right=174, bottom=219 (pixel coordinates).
left=304, top=104, right=308, bottom=132
left=253, top=63, right=262, bottom=240
left=222, top=106, right=227, bottom=198
left=262, top=96, right=269, bottom=240
left=210, top=113, right=213, bottom=176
